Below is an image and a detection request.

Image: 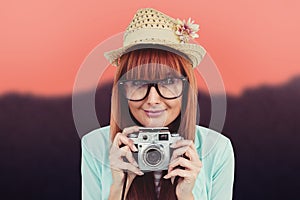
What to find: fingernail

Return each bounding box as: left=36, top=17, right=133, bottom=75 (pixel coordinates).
left=132, top=145, right=138, bottom=152
left=137, top=171, right=144, bottom=176
left=170, top=155, right=174, bottom=161
left=163, top=175, right=169, bottom=179
left=171, top=177, right=175, bottom=184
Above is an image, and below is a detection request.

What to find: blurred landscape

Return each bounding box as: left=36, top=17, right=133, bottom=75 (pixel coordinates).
left=1, top=76, right=300, bottom=200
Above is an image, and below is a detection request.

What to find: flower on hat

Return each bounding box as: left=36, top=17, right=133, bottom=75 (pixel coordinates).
left=175, top=18, right=199, bottom=43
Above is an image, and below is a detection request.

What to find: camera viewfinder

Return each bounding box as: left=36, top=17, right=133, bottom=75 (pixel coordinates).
left=159, top=134, right=168, bottom=141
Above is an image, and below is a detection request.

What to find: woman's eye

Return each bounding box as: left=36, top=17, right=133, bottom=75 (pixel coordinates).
left=161, top=78, right=175, bottom=85
left=131, top=80, right=146, bottom=86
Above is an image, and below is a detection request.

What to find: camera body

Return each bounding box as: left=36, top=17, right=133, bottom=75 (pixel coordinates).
left=128, top=127, right=182, bottom=172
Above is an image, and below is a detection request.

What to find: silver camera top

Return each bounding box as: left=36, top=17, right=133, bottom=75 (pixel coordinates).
left=128, top=127, right=181, bottom=142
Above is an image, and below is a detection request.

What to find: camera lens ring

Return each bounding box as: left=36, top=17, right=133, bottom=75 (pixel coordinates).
left=143, top=145, right=164, bottom=167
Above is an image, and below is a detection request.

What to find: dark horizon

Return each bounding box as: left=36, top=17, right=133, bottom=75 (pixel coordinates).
left=2, top=74, right=300, bottom=100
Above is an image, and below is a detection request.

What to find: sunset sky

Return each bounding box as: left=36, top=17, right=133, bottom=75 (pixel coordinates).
left=1, top=0, right=300, bottom=96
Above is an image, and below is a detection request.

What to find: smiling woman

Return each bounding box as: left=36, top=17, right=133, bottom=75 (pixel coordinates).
left=113, top=49, right=195, bottom=133
left=81, top=8, right=234, bottom=200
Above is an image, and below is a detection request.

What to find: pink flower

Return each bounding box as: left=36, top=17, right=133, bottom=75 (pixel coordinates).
left=175, top=18, right=199, bottom=43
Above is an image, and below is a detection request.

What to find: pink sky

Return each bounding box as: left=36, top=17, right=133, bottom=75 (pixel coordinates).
left=1, top=0, right=300, bottom=96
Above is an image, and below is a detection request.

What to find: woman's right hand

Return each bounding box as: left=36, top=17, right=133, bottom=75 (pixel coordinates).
left=109, top=126, right=144, bottom=199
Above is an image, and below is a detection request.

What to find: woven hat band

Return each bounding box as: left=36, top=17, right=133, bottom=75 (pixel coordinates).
left=124, top=28, right=179, bottom=46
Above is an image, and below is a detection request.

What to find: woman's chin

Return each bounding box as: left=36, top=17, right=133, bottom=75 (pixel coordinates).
left=142, top=118, right=167, bottom=127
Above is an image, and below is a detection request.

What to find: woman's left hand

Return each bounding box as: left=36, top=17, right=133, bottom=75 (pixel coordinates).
left=163, top=139, right=202, bottom=200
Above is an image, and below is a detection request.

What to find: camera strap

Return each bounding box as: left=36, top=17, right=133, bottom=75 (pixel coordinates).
left=121, top=171, right=128, bottom=200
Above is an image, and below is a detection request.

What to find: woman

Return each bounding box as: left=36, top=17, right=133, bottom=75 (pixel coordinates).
left=81, top=8, right=234, bottom=200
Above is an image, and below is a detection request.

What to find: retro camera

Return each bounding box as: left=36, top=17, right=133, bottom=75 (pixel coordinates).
left=128, top=127, right=182, bottom=172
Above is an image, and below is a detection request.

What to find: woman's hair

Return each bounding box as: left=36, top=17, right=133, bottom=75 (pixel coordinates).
left=109, top=48, right=198, bottom=199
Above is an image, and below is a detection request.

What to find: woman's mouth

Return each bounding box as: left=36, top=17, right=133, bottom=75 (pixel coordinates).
left=144, top=109, right=165, bottom=117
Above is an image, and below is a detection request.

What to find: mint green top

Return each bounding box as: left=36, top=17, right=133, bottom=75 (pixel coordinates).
left=81, top=125, right=235, bottom=200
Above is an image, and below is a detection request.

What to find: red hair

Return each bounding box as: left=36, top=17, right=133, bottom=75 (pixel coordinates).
left=109, top=48, right=198, bottom=199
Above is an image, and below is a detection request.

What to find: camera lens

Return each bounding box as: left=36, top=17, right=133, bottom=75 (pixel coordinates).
left=144, top=146, right=163, bottom=166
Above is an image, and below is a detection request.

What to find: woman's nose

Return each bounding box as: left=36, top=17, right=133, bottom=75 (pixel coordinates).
left=146, top=86, right=161, bottom=104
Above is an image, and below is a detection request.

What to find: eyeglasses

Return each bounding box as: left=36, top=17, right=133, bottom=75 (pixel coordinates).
left=118, top=77, right=187, bottom=101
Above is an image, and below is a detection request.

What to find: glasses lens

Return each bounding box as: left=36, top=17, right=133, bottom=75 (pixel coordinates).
left=121, top=80, right=148, bottom=100
left=157, top=77, right=183, bottom=98
left=120, top=77, right=185, bottom=101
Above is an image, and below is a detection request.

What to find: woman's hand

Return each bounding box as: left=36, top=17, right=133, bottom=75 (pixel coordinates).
left=163, top=140, right=202, bottom=200
left=109, top=126, right=144, bottom=199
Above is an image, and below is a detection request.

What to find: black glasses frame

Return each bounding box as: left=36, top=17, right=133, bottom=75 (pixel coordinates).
left=118, top=77, right=188, bottom=101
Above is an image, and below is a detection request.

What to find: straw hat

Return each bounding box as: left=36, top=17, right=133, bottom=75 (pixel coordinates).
left=104, top=8, right=206, bottom=68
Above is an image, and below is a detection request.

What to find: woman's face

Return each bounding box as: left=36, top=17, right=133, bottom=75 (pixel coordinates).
left=128, top=84, right=182, bottom=127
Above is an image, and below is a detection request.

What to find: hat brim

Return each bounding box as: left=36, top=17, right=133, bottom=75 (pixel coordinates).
left=104, top=42, right=206, bottom=68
